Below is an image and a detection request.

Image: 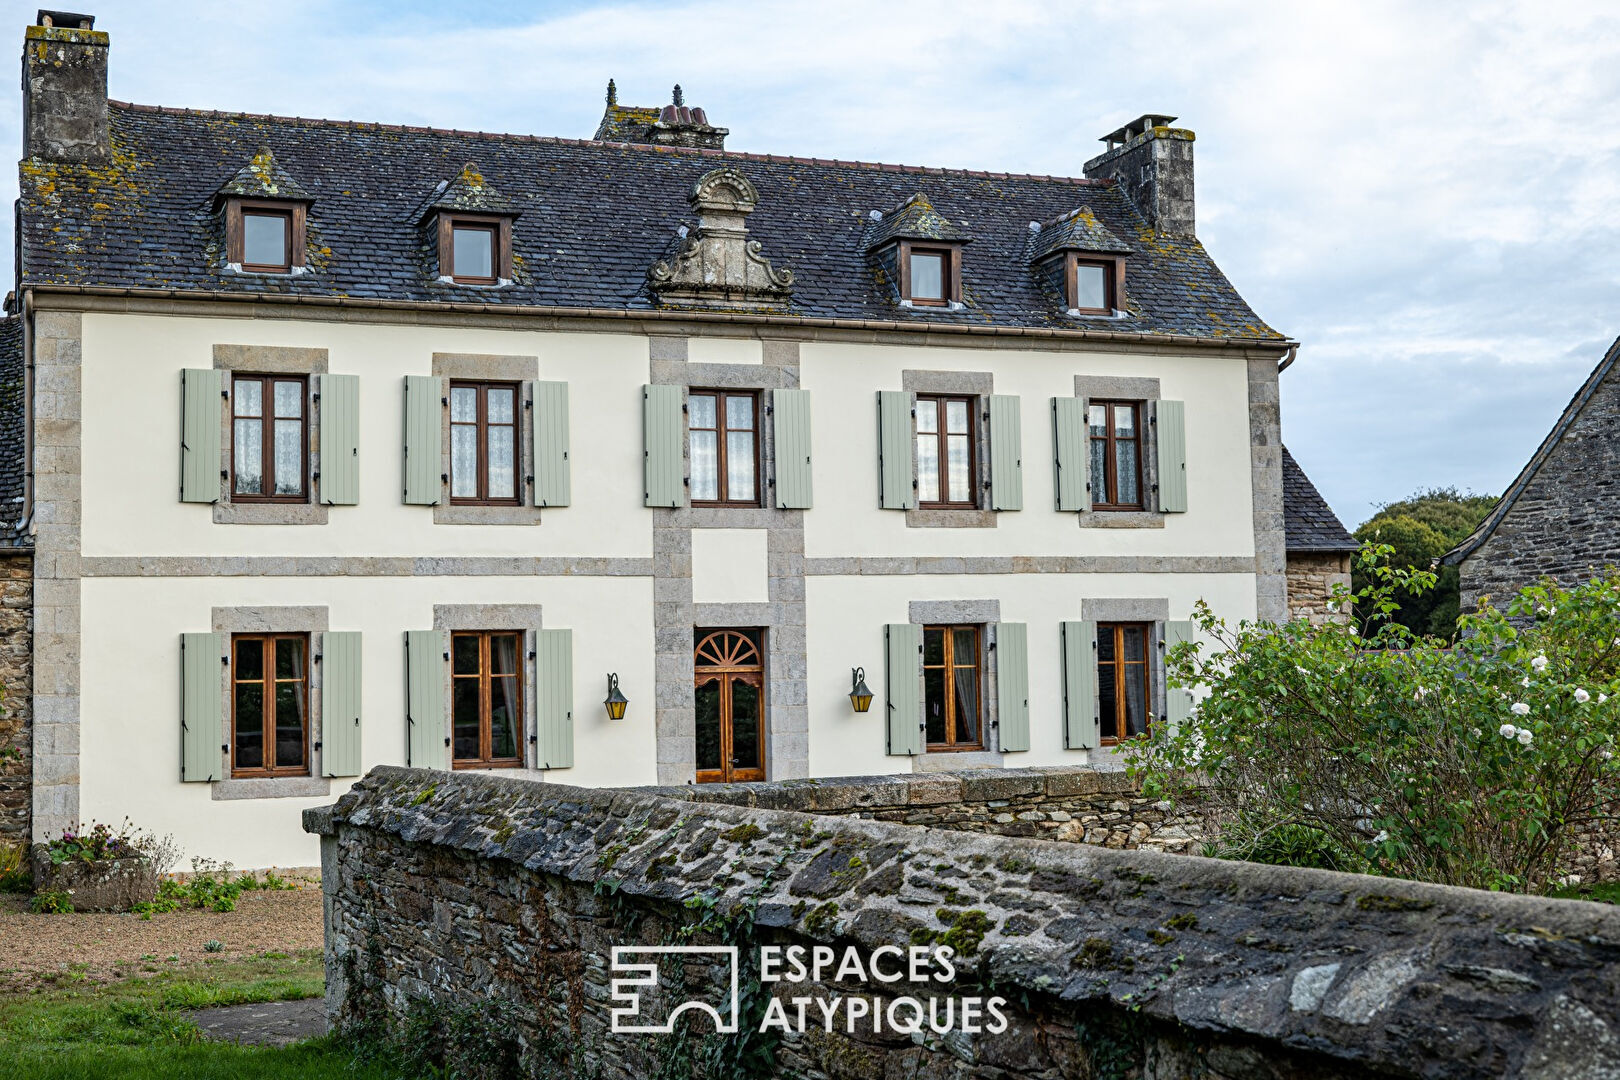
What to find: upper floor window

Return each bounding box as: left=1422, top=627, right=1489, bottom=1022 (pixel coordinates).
left=438, top=214, right=512, bottom=285
left=689, top=390, right=758, bottom=507
left=232, top=633, right=309, bottom=778
left=232, top=374, right=307, bottom=502
left=900, top=242, right=961, bottom=306
left=1069, top=257, right=1119, bottom=314
left=1097, top=622, right=1152, bottom=743
left=917, top=394, right=975, bottom=508
left=225, top=199, right=306, bottom=274
left=452, top=630, right=523, bottom=768
left=1088, top=400, right=1142, bottom=510
left=450, top=381, right=519, bottom=505
left=924, top=625, right=981, bottom=750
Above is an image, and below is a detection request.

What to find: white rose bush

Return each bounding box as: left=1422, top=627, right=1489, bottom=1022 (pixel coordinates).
left=1127, top=543, right=1620, bottom=892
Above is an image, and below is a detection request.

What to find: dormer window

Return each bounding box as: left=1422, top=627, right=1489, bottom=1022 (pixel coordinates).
left=440, top=215, right=509, bottom=285
left=225, top=199, right=305, bottom=275
left=1029, top=207, right=1132, bottom=318
left=1068, top=256, right=1122, bottom=315
left=899, top=242, right=961, bottom=306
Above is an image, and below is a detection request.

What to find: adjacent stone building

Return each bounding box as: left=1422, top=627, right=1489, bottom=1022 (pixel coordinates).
left=1442, top=335, right=1620, bottom=611
left=1282, top=446, right=1356, bottom=623
left=0, top=317, right=32, bottom=846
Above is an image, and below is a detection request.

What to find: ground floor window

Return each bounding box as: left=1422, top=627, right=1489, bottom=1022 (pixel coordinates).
left=231, top=633, right=309, bottom=777
left=452, top=630, right=523, bottom=768
left=924, top=624, right=981, bottom=750
left=694, top=628, right=764, bottom=783
left=1097, top=622, right=1152, bottom=743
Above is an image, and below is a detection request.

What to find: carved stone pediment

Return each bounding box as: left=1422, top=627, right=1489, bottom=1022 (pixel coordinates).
left=649, top=168, right=793, bottom=310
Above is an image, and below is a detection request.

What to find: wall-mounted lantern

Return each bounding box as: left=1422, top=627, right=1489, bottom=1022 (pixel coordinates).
left=604, top=673, right=629, bottom=720
left=849, top=667, right=874, bottom=713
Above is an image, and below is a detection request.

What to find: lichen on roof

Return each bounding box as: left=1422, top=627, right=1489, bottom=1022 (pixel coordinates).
left=863, top=193, right=972, bottom=250
left=415, top=161, right=518, bottom=222
left=1028, top=206, right=1132, bottom=263
left=215, top=146, right=312, bottom=204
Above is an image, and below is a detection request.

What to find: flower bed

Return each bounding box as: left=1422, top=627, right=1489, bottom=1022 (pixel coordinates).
left=29, top=822, right=164, bottom=913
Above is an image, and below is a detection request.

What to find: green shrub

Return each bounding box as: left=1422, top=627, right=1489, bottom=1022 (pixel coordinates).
left=1206, top=818, right=1366, bottom=874
left=1130, top=544, right=1620, bottom=893
left=31, top=889, right=73, bottom=914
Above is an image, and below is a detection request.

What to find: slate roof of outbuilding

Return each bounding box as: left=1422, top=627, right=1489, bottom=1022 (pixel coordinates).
left=1283, top=446, right=1357, bottom=553
left=14, top=102, right=1283, bottom=339
left=0, top=318, right=29, bottom=550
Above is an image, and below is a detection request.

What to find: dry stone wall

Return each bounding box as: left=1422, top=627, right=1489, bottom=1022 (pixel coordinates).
left=0, top=552, right=32, bottom=845
left=307, top=766, right=1620, bottom=1080
left=1286, top=550, right=1352, bottom=625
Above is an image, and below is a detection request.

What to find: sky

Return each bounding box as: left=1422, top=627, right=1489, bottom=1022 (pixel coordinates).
left=4, top=0, right=1619, bottom=528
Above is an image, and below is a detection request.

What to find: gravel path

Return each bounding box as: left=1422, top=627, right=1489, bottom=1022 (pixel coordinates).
left=0, top=886, right=324, bottom=990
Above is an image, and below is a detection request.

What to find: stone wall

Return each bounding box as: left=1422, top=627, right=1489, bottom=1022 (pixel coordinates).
left=307, top=766, right=1620, bottom=1079
left=647, top=766, right=1206, bottom=853
left=0, top=552, right=33, bottom=845
left=1286, top=550, right=1351, bottom=625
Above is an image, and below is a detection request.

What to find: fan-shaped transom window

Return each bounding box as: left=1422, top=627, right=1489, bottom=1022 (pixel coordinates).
left=694, top=628, right=764, bottom=784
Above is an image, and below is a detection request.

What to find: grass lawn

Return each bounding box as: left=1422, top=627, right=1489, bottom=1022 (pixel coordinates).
left=0, top=949, right=389, bottom=1079
left=1547, top=880, right=1620, bottom=905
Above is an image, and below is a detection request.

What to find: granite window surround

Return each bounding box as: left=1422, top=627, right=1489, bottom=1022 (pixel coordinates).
left=906, top=599, right=1004, bottom=771
left=1079, top=596, right=1171, bottom=753
left=429, top=353, right=543, bottom=525
left=433, top=604, right=546, bottom=778
left=212, top=344, right=329, bottom=525
left=1073, top=374, right=1163, bottom=529
left=898, top=370, right=996, bottom=529
left=209, top=605, right=332, bottom=801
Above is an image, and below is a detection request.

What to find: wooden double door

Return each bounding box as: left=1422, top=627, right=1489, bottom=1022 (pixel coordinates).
left=694, top=629, right=765, bottom=783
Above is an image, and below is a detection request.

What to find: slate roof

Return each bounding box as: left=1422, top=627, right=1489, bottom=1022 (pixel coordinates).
left=1028, top=206, right=1132, bottom=263
left=1283, top=446, right=1357, bottom=553
left=862, top=192, right=973, bottom=250
left=1440, top=334, right=1620, bottom=567
left=0, top=318, right=29, bottom=550
left=214, top=146, right=313, bottom=205
left=14, top=101, right=1283, bottom=339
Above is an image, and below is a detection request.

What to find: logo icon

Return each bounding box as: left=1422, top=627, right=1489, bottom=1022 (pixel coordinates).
left=610, top=946, right=740, bottom=1034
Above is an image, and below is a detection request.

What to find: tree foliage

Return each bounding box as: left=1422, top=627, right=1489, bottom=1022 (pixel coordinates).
left=1128, top=545, right=1620, bottom=893
left=1353, top=487, right=1497, bottom=640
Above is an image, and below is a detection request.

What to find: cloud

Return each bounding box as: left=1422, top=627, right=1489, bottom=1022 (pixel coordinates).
left=4, top=0, right=1619, bottom=528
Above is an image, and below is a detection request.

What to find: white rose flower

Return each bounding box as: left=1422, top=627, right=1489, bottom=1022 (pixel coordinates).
left=1532, top=655, right=1550, bottom=671
left=1500, top=723, right=1518, bottom=738
left=1576, top=689, right=1591, bottom=703
left=1602, top=694, right=1610, bottom=704
left=1518, top=729, right=1534, bottom=746
left=1522, top=677, right=1531, bottom=688
left=1373, top=830, right=1389, bottom=843
left=1511, top=702, right=1531, bottom=716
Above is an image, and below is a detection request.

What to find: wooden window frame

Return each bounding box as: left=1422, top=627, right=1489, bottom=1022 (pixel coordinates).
left=230, top=632, right=311, bottom=778
left=225, top=198, right=305, bottom=274
left=1096, top=621, right=1154, bottom=745
left=693, top=629, right=766, bottom=784
left=916, top=393, right=978, bottom=509
left=923, top=624, right=983, bottom=751
left=230, top=373, right=308, bottom=504
left=897, top=240, right=962, bottom=306
left=438, top=212, right=514, bottom=285
left=449, top=380, right=523, bottom=507
left=1088, top=399, right=1144, bottom=511
left=1065, top=255, right=1124, bottom=315
left=451, top=630, right=526, bottom=770
left=688, top=389, right=762, bottom=508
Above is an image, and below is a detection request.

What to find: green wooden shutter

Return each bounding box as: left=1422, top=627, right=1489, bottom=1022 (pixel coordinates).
left=643, top=384, right=684, bottom=508
left=535, top=628, right=574, bottom=769
left=884, top=623, right=923, bottom=755
left=878, top=390, right=916, bottom=509
left=1052, top=397, right=1089, bottom=512
left=533, top=381, right=571, bottom=508
left=1156, top=399, right=1188, bottom=513
left=180, top=369, right=223, bottom=503
left=995, top=622, right=1030, bottom=752
left=1164, top=619, right=1196, bottom=726
left=319, top=374, right=360, bottom=506
left=402, top=375, right=442, bottom=506
left=321, top=631, right=363, bottom=777
left=405, top=630, right=449, bottom=770
left=180, top=632, right=224, bottom=781
left=988, top=394, right=1023, bottom=512
left=772, top=388, right=813, bottom=510
left=1061, top=620, right=1099, bottom=749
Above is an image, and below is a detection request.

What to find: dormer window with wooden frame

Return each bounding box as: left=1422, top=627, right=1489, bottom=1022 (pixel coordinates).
left=900, top=242, right=963, bottom=307
left=439, top=213, right=513, bottom=285
left=225, top=199, right=305, bottom=275
left=1067, top=255, right=1125, bottom=316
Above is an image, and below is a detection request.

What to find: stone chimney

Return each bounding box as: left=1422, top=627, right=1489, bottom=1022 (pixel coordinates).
left=1083, top=114, right=1194, bottom=238
left=593, top=81, right=727, bottom=151
left=22, top=10, right=108, bottom=164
